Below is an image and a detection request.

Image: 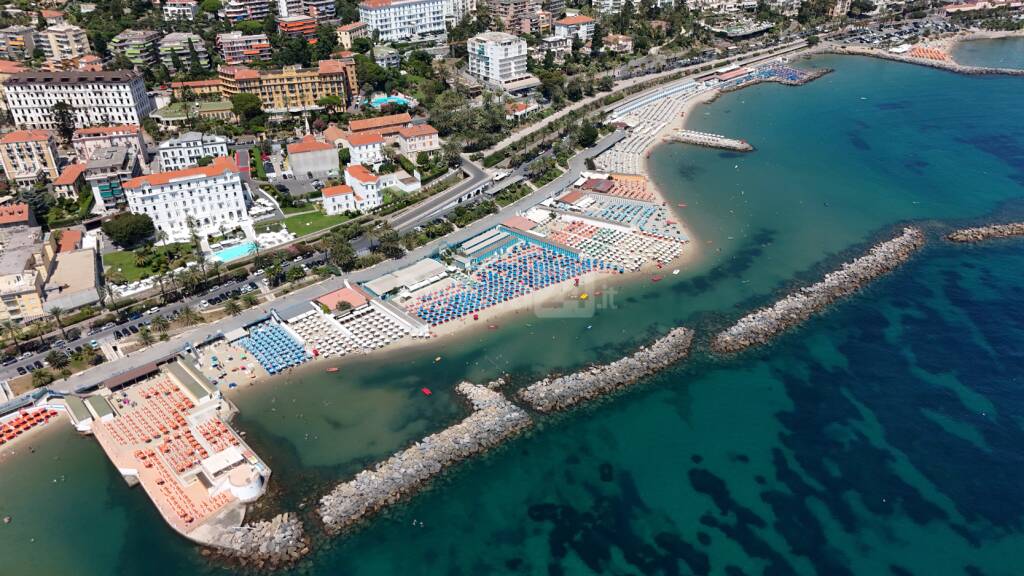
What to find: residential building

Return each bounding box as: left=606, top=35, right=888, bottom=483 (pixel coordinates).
left=542, top=0, right=564, bottom=15
left=218, top=58, right=358, bottom=114
left=163, top=0, right=200, bottom=20
left=341, top=131, right=385, bottom=166
left=592, top=0, right=623, bottom=13
left=4, top=70, right=153, bottom=130
left=110, top=29, right=162, bottom=69
left=160, top=32, right=210, bottom=73
left=0, top=202, right=33, bottom=229
left=444, top=0, right=477, bottom=22
left=170, top=78, right=222, bottom=98
left=373, top=45, right=401, bottom=68
left=223, top=0, right=273, bottom=21
left=467, top=32, right=540, bottom=93
left=322, top=123, right=347, bottom=146
left=287, top=135, right=338, bottom=179
left=537, top=34, right=571, bottom=63
left=42, top=243, right=101, bottom=312
left=505, top=100, right=539, bottom=121
left=53, top=163, right=87, bottom=200
left=336, top=21, right=369, bottom=49
left=85, top=147, right=141, bottom=213
left=0, top=129, right=60, bottom=188
left=124, top=156, right=251, bottom=244
left=38, top=23, right=91, bottom=63
left=358, top=0, right=447, bottom=43
left=0, top=59, right=26, bottom=112
left=342, top=164, right=383, bottom=211
left=40, top=9, right=66, bottom=26
left=554, top=15, right=595, bottom=41
left=72, top=125, right=147, bottom=168
left=322, top=184, right=364, bottom=214
left=0, top=214, right=44, bottom=322
left=349, top=112, right=411, bottom=138
left=277, top=0, right=304, bottom=16
left=278, top=15, right=318, bottom=41
left=396, top=124, right=439, bottom=156
left=603, top=34, right=634, bottom=53
left=151, top=100, right=237, bottom=129
left=157, top=132, right=230, bottom=171
left=485, top=0, right=542, bottom=33
left=216, top=31, right=272, bottom=65
left=0, top=26, right=36, bottom=60
left=303, top=0, right=336, bottom=19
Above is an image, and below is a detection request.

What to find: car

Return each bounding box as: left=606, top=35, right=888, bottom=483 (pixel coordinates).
left=89, top=340, right=99, bottom=349
left=293, top=255, right=303, bottom=262
left=253, top=269, right=265, bottom=277
left=32, top=360, right=43, bottom=369
left=145, top=307, right=160, bottom=315
left=17, top=366, right=26, bottom=375
left=19, top=351, right=32, bottom=360
left=247, top=282, right=258, bottom=291
left=199, top=300, right=210, bottom=308
left=2, top=358, right=16, bottom=367
left=274, top=183, right=288, bottom=193
left=128, top=325, right=139, bottom=334
left=128, top=312, right=142, bottom=321
left=103, top=322, right=116, bottom=330
left=113, top=330, right=123, bottom=339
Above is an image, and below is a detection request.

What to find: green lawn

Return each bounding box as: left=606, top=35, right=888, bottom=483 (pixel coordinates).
left=282, top=211, right=351, bottom=236
left=102, top=243, right=193, bottom=282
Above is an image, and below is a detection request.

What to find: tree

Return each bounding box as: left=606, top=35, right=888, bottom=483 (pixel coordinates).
left=152, top=316, right=170, bottom=334
left=286, top=266, right=306, bottom=283
left=53, top=102, right=76, bottom=143
left=200, top=0, right=222, bottom=12
left=139, top=326, right=154, bottom=346
left=224, top=299, right=242, bottom=315
left=576, top=123, right=599, bottom=148
left=591, top=22, right=605, bottom=56
left=3, top=320, right=20, bottom=353
left=317, top=95, right=344, bottom=115
left=102, top=213, right=155, bottom=247
left=231, top=93, right=263, bottom=123
left=196, top=155, right=213, bottom=166
left=335, top=300, right=353, bottom=313
left=46, top=350, right=68, bottom=370
left=241, top=292, right=259, bottom=307
left=47, top=306, right=66, bottom=338
left=325, top=233, right=357, bottom=270
left=187, top=39, right=204, bottom=73
left=32, top=369, right=54, bottom=388
left=178, top=304, right=201, bottom=326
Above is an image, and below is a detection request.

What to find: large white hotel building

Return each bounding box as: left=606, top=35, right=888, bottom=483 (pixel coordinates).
left=358, top=0, right=475, bottom=42
left=3, top=70, right=153, bottom=130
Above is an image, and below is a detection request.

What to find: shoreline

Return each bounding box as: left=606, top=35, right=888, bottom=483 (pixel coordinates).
left=819, top=43, right=1024, bottom=76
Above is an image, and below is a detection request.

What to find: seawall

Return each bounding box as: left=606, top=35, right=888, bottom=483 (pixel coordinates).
left=823, top=45, right=1024, bottom=76
left=712, top=227, right=925, bottom=354
left=201, top=512, right=308, bottom=569
left=519, top=327, right=695, bottom=412
left=318, top=383, right=532, bottom=533
left=948, top=223, right=1024, bottom=242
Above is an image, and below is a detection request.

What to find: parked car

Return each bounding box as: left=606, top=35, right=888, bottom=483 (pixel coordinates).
left=32, top=360, right=43, bottom=369
left=128, top=325, right=139, bottom=334
left=2, top=357, right=16, bottom=367
left=145, top=307, right=160, bottom=315
left=102, top=322, right=116, bottom=330
left=17, top=366, right=26, bottom=375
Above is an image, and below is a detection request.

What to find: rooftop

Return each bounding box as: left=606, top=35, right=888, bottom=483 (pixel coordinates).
left=397, top=124, right=437, bottom=139
left=161, top=131, right=229, bottom=147
left=287, top=135, right=334, bottom=155
left=53, top=163, right=87, bottom=186
left=85, top=147, right=132, bottom=171
left=322, top=184, right=354, bottom=197
left=316, top=284, right=370, bottom=311
left=556, top=15, right=595, bottom=25
left=0, top=129, right=52, bottom=144
left=346, top=164, right=377, bottom=183
left=55, top=229, right=83, bottom=252
left=349, top=112, right=411, bottom=133
left=0, top=203, right=30, bottom=225
left=124, top=156, right=237, bottom=189
left=0, top=59, right=26, bottom=74
left=73, top=124, right=141, bottom=138
left=346, top=132, right=384, bottom=146
left=6, top=69, right=141, bottom=85
left=338, top=22, right=368, bottom=31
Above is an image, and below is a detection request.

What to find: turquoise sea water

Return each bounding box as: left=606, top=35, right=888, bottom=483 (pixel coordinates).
left=952, top=36, right=1024, bottom=69
left=3, top=53, right=1024, bottom=575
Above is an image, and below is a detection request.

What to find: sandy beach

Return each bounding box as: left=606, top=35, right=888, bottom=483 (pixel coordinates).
left=0, top=413, right=68, bottom=465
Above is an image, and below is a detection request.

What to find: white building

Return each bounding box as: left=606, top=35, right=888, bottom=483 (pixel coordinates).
left=72, top=125, right=148, bottom=169
left=341, top=132, right=385, bottom=167
left=553, top=15, right=595, bottom=42
left=0, top=129, right=59, bottom=188
left=287, top=135, right=339, bottom=180
left=124, top=156, right=252, bottom=243
left=223, top=0, right=274, bottom=21
left=358, top=0, right=447, bottom=42
left=397, top=124, right=440, bottom=156
left=4, top=70, right=154, bottom=130
left=163, top=0, right=200, bottom=20
left=157, top=132, right=230, bottom=171
left=467, top=31, right=539, bottom=92
left=342, top=164, right=384, bottom=211
left=322, top=183, right=379, bottom=214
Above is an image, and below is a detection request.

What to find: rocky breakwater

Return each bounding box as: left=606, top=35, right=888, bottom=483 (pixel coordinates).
left=203, top=512, right=308, bottom=569
left=824, top=45, right=1024, bottom=77
left=948, top=223, right=1024, bottom=243
left=519, top=327, right=695, bottom=413
left=318, top=383, right=532, bottom=533
left=712, top=227, right=925, bottom=354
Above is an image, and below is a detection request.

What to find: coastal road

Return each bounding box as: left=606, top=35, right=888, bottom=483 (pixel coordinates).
left=42, top=131, right=625, bottom=395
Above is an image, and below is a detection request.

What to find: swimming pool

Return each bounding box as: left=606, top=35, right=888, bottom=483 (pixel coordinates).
left=370, top=96, right=410, bottom=108
left=212, top=241, right=258, bottom=263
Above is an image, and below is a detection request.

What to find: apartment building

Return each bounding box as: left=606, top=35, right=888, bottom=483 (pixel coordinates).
left=124, top=156, right=251, bottom=244
left=554, top=14, right=595, bottom=41
left=218, top=58, right=358, bottom=114
left=303, top=0, right=337, bottom=19
left=85, top=146, right=142, bottom=213
left=159, top=32, right=210, bottom=73
left=163, top=0, right=200, bottom=20
left=0, top=59, right=26, bottom=112
left=0, top=210, right=44, bottom=322
left=170, top=78, right=222, bottom=98
left=72, top=125, right=148, bottom=168
left=0, top=26, right=36, bottom=60
left=358, top=0, right=447, bottom=42
left=216, top=31, right=272, bottom=65
left=340, top=165, right=383, bottom=212
left=287, top=135, right=338, bottom=179
left=157, top=132, right=230, bottom=171
left=340, top=131, right=385, bottom=166
left=110, top=29, right=162, bottom=69
left=223, top=0, right=273, bottom=21
left=0, top=129, right=59, bottom=188
left=4, top=70, right=154, bottom=130
left=396, top=124, right=439, bottom=156
left=336, top=21, right=369, bottom=49
left=278, top=15, right=318, bottom=41
left=592, top=0, right=623, bottom=13
left=53, top=163, right=87, bottom=200
left=467, top=32, right=539, bottom=92
left=484, top=0, right=542, bottom=33
left=38, top=23, right=91, bottom=63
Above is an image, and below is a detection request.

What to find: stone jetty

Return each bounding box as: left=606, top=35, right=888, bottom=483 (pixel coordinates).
left=202, top=512, right=308, bottom=569
left=947, top=223, right=1024, bottom=243
left=519, top=327, right=695, bottom=412
left=318, top=383, right=532, bottom=532
left=712, top=227, right=925, bottom=354
left=669, top=130, right=753, bottom=152
left=825, top=45, right=1024, bottom=77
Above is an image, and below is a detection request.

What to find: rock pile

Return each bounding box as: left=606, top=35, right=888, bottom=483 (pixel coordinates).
left=518, top=327, right=694, bottom=412
left=947, top=223, right=1024, bottom=243
left=712, top=227, right=925, bottom=354
left=207, top=512, right=307, bottom=568
left=318, top=384, right=532, bottom=532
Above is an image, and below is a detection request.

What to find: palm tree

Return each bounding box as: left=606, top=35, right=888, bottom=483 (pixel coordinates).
left=224, top=299, right=241, bottom=316
left=153, top=258, right=170, bottom=303
left=151, top=316, right=170, bottom=334
left=209, top=260, right=223, bottom=285
left=47, top=306, right=66, bottom=339
left=178, top=304, right=201, bottom=326
left=139, top=327, right=154, bottom=346
left=3, top=320, right=21, bottom=353
left=46, top=350, right=68, bottom=369
left=266, top=261, right=283, bottom=287
left=241, top=292, right=259, bottom=307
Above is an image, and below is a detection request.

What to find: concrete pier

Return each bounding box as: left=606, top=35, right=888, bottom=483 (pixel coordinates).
left=712, top=227, right=925, bottom=354
left=519, top=327, right=695, bottom=412
left=318, top=383, right=532, bottom=533
left=668, top=130, right=753, bottom=152
left=948, top=223, right=1024, bottom=242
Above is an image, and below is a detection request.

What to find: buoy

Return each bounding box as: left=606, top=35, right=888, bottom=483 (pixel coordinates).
left=579, top=293, right=588, bottom=300
left=672, top=269, right=680, bottom=275
left=678, top=203, right=687, bottom=207
left=434, top=356, right=442, bottom=363
left=421, top=388, right=432, bottom=396
left=326, top=367, right=339, bottom=373
left=651, top=275, right=663, bottom=282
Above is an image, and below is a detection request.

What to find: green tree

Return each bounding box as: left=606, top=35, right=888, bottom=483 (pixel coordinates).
left=46, top=350, right=68, bottom=370
left=47, top=306, right=66, bottom=338
left=241, top=292, right=259, bottom=307
left=139, top=326, right=154, bottom=346
left=52, top=102, right=76, bottom=143
left=200, top=0, right=222, bottom=12
left=224, top=299, right=242, bottom=315
left=3, top=320, right=21, bottom=353
left=102, top=213, right=155, bottom=247
left=178, top=304, right=202, bottom=326
left=231, top=93, right=263, bottom=122
left=152, top=315, right=170, bottom=334
left=286, top=266, right=305, bottom=283
left=325, top=233, right=357, bottom=270
left=32, top=369, right=54, bottom=388
left=576, top=123, right=599, bottom=148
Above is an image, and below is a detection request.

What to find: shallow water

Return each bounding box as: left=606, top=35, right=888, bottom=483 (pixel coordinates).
left=952, top=36, right=1024, bottom=69
left=3, top=53, right=1024, bottom=575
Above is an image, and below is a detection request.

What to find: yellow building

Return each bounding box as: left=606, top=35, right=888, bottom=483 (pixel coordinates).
left=218, top=58, right=358, bottom=115
left=0, top=130, right=60, bottom=189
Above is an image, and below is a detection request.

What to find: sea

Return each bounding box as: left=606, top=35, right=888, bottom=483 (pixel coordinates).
left=3, top=47, right=1024, bottom=575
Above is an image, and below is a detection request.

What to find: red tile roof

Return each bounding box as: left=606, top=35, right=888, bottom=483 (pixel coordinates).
left=323, top=184, right=354, bottom=197
left=0, top=129, right=52, bottom=144
left=316, top=285, right=369, bottom=310
left=323, top=125, right=347, bottom=143
left=54, top=163, right=86, bottom=186
left=56, top=229, right=82, bottom=252
left=557, top=189, right=584, bottom=205
left=502, top=215, right=536, bottom=232
left=170, top=79, right=220, bottom=88
left=338, top=22, right=367, bottom=31
left=0, top=203, right=30, bottom=225
left=360, top=0, right=393, bottom=8
left=124, top=156, right=237, bottom=189
left=346, top=132, right=383, bottom=146
left=346, top=164, right=378, bottom=183
left=349, top=113, right=411, bottom=133
left=287, top=135, right=334, bottom=155
left=556, top=15, right=594, bottom=25
left=0, top=59, right=26, bottom=74
left=73, top=124, right=140, bottom=137
left=318, top=59, right=351, bottom=74
left=397, top=124, right=437, bottom=139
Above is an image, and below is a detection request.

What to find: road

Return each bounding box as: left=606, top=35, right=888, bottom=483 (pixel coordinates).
left=386, top=157, right=490, bottom=231
left=37, top=131, right=623, bottom=395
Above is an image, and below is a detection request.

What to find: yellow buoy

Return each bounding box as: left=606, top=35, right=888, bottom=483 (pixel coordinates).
left=579, top=293, right=588, bottom=300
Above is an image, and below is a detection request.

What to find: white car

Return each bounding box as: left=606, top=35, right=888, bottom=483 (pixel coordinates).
left=145, top=307, right=160, bottom=315
left=199, top=300, right=210, bottom=309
